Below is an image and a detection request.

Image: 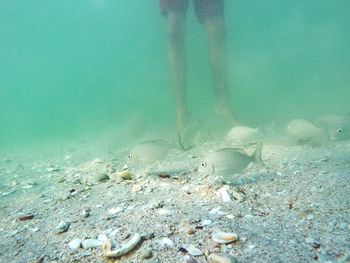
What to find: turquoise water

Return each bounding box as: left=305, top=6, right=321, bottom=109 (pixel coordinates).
left=1, top=0, right=349, bottom=150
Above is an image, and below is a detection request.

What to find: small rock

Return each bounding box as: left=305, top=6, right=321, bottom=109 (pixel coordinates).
left=56, top=220, right=70, bottom=233
left=18, top=213, right=35, bottom=221
left=97, top=173, right=109, bottom=182
left=305, top=237, right=320, bottom=249
left=80, top=209, right=90, bottom=218
left=141, top=249, right=153, bottom=259
left=68, top=239, right=82, bottom=250
left=209, top=207, right=226, bottom=217
left=57, top=177, right=65, bottom=183
left=187, top=227, right=196, bottom=235
left=156, top=237, right=174, bottom=249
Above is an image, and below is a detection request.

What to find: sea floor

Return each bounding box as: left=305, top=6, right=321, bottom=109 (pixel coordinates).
left=0, top=139, right=349, bottom=263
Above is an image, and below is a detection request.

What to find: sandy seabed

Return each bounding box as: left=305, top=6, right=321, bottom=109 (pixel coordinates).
left=0, top=139, right=349, bottom=263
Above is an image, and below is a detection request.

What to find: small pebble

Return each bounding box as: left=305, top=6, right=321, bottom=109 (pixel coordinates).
left=97, top=173, right=109, bottom=182
left=18, top=213, right=34, bottom=221
left=56, top=220, right=70, bottom=233
left=80, top=209, right=90, bottom=218
left=305, top=237, right=320, bottom=249
left=141, top=249, right=153, bottom=259
left=68, top=239, right=82, bottom=250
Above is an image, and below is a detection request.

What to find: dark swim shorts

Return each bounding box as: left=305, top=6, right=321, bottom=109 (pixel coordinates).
left=159, top=0, right=224, bottom=23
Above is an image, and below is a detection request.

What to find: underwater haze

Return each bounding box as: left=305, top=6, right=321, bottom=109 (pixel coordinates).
left=1, top=0, right=349, bottom=150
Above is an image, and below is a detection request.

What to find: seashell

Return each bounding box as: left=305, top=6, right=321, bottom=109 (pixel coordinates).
left=118, top=170, right=132, bottom=180
left=218, top=186, right=231, bottom=203
left=208, top=253, right=238, bottom=263
left=212, top=232, right=238, bottom=244
left=108, top=207, right=124, bottom=215
left=132, top=184, right=142, bottom=192
left=82, top=239, right=103, bottom=249
left=182, top=244, right=203, bottom=256
left=103, top=234, right=142, bottom=258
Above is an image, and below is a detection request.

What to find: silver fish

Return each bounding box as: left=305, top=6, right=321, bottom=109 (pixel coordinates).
left=127, top=140, right=172, bottom=166
left=198, top=143, right=264, bottom=179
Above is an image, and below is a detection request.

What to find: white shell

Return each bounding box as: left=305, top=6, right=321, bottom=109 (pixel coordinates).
left=182, top=244, right=204, bottom=256
left=212, top=231, right=238, bottom=244
left=208, top=253, right=238, bottom=263
left=218, top=187, right=231, bottom=203
left=82, top=239, right=103, bottom=249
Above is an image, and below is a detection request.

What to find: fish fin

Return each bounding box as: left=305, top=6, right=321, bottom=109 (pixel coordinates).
left=252, top=142, right=264, bottom=167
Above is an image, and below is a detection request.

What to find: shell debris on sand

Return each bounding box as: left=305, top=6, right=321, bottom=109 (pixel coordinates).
left=102, top=233, right=143, bottom=258
left=181, top=244, right=204, bottom=256
left=217, top=186, right=231, bottom=203
left=208, top=253, right=238, bottom=263
left=212, top=232, right=238, bottom=244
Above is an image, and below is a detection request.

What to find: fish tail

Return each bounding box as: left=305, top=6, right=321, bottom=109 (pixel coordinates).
left=252, top=142, right=264, bottom=166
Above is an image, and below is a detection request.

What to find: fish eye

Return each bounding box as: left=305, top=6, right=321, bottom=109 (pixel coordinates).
left=128, top=154, right=132, bottom=159
left=337, top=128, right=342, bottom=133
left=201, top=161, right=207, bottom=167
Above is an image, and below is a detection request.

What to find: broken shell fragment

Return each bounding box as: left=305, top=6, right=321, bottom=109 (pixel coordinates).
left=103, top=233, right=142, bottom=258
left=212, top=232, right=238, bottom=244
left=208, top=253, right=238, bottom=263
left=182, top=244, right=204, bottom=256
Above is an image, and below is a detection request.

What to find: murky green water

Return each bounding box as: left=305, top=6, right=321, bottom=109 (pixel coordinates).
left=1, top=0, right=349, bottom=150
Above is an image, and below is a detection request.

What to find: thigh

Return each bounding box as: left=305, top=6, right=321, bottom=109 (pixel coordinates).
left=193, top=0, right=224, bottom=24
left=160, top=0, right=189, bottom=16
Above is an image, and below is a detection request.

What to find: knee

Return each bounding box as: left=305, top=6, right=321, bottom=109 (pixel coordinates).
left=206, top=17, right=226, bottom=45
left=168, top=13, right=186, bottom=48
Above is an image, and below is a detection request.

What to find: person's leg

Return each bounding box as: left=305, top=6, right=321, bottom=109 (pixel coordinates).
left=168, top=11, right=190, bottom=132
left=195, top=0, right=237, bottom=126
left=160, top=0, right=190, bottom=132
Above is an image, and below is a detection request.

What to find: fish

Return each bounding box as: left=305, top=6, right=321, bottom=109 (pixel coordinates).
left=198, top=142, right=264, bottom=180
left=285, top=119, right=324, bottom=144
left=127, top=140, right=172, bottom=166
left=226, top=125, right=260, bottom=145
left=316, top=114, right=350, bottom=141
